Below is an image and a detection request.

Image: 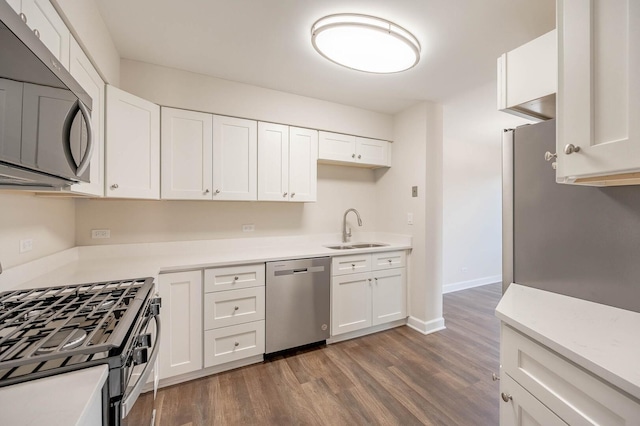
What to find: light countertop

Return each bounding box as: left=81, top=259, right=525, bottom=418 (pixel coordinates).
left=0, top=365, right=108, bottom=426
left=496, top=283, right=640, bottom=401
left=0, top=232, right=412, bottom=290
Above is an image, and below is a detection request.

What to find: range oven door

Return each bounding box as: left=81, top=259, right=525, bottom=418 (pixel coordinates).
left=119, top=310, right=161, bottom=425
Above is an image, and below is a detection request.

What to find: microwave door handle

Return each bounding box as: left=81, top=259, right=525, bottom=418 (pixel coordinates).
left=75, top=100, right=93, bottom=176
left=62, top=100, right=80, bottom=172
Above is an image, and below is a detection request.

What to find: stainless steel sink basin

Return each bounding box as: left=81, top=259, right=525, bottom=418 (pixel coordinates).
left=325, top=242, right=389, bottom=250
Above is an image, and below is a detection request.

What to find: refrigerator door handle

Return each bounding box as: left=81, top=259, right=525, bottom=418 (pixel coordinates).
left=502, top=128, right=515, bottom=293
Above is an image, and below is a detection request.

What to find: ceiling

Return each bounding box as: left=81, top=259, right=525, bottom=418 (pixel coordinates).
left=94, top=0, right=555, bottom=115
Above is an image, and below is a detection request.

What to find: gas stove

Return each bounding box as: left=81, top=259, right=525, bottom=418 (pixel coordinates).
left=0, top=278, right=160, bottom=425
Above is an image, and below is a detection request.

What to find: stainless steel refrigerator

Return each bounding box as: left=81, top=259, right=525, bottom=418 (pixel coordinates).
left=502, top=119, right=640, bottom=313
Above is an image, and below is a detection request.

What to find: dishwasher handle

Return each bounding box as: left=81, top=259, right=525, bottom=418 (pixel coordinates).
left=274, top=265, right=325, bottom=276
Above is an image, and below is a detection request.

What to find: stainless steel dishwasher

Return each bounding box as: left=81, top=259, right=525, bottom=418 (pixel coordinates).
left=265, top=257, right=331, bottom=354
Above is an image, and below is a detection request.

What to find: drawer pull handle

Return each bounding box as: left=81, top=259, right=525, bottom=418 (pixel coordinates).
left=501, top=392, right=512, bottom=403
left=492, top=373, right=500, bottom=381
left=234, top=341, right=239, bottom=347
left=234, top=306, right=239, bottom=311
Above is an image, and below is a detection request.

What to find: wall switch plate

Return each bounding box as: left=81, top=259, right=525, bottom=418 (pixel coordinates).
left=91, top=229, right=111, bottom=239
left=242, top=224, right=255, bottom=232
left=19, top=239, right=33, bottom=253
left=412, top=186, right=418, bottom=197
left=407, top=213, right=414, bottom=225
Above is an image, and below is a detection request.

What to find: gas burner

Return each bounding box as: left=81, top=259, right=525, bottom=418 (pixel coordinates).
left=36, top=328, right=88, bottom=354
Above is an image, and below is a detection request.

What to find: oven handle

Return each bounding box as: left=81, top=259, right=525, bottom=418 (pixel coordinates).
left=121, top=314, right=161, bottom=419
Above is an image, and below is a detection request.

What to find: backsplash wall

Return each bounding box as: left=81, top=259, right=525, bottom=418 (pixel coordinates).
left=75, top=165, right=378, bottom=246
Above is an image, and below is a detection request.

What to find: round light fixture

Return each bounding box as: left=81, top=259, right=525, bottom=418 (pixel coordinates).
left=311, top=14, right=420, bottom=74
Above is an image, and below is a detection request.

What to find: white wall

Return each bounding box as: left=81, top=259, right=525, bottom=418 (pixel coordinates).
left=0, top=193, right=75, bottom=268
left=442, top=82, right=530, bottom=293
left=375, top=101, right=444, bottom=333
left=52, top=0, right=120, bottom=85
left=119, top=60, right=393, bottom=141
left=76, top=165, right=378, bottom=245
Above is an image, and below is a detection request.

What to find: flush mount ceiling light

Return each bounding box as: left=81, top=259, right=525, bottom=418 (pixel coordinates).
left=311, top=13, right=421, bottom=74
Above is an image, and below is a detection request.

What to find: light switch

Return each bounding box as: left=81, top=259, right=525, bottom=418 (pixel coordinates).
left=407, top=213, right=413, bottom=225
left=412, top=186, right=418, bottom=197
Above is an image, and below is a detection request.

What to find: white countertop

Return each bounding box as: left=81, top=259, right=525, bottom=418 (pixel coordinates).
left=0, top=232, right=412, bottom=290
left=496, top=283, right=640, bottom=401
left=0, top=365, right=108, bottom=426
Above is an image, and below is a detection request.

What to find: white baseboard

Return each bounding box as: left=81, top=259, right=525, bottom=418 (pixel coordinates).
left=443, top=274, right=501, bottom=294
left=406, top=316, right=445, bottom=335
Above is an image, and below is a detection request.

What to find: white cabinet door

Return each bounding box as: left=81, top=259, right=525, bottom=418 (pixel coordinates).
left=557, top=1, right=640, bottom=184
left=0, top=78, right=23, bottom=164
left=257, top=122, right=289, bottom=201
left=6, top=0, right=20, bottom=13
left=331, top=272, right=372, bottom=336
left=67, top=37, right=104, bottom=197
left=21, top=0, right=70, bottom=69
left=157, top=271, right=203, bottom=380
left=318, top=131, right=356, bottom=163
left=500, top=374, right=567, bottom=426
left=105, top=85, right=160, bottom=199
left=371, top=268, right=406, bottom=326
left=356, top=137, right=390, bottom=167
left=161, top=107, right=213, bottom=200
left=212, top=115, right=257, bottom=200
left=288, top=127, right=317, bottom=202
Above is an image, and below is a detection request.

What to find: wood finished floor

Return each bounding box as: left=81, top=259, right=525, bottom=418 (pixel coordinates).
left=130, top=283, right=502, bottom=426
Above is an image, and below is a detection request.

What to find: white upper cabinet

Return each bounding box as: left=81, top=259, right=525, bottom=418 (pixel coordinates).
left=105, top=85, right=160, bottom=199
left=318, top=131, right=390, bottom=168
left=557, top=1, right=640, bottom=186
left=161, top=107, right=213, bottom=200
left=17, top=0, right=70, bottom=69
left=288, top=126, right=318, bottom=202
left=67, top=37, right=104, bottom=197
left=257, top=122, right=289, bottom=201
left=497, top=30, right=557, bottom=121
left=258, top=123, right=317, bottom=202
left=212, top=115, right=257, bottom=201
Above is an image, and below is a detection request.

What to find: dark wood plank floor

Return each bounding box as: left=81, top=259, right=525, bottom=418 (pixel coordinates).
left=130, top=283, right=502, bottom=426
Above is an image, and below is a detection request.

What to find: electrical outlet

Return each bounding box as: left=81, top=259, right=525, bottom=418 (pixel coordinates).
left=242, top=224, right=255, bottom=232
left=91, top=229, right=111, bottom=239
left=19, top=239, right=33, bottom=253
left=412, top=186, right=418, bottom=197
left=407, top=213, right=413, bottom=225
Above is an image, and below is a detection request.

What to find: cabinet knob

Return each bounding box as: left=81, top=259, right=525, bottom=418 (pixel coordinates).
left=33, top=29, right=40, bottom=39
left=351, top=264, right=355, bottom=269
left=283, top=192, right=288, bottom=197
left=204, top=189, right=210, bottom=194
left=234, top=341, right=239, bottom=347
left=19, top=13, right=26, bottom=23
left=291, top=193, right=295, bottom=198
left=564, top=144, right=581, bottom=155
left=492, top=373, right=500, bottom=381
left=544, top=151, right=557, bottom=162
left=352, top=153, right=356, bottom=158
left=501, top=392, right=513, bottom=403
left=214, top=189, right=220, bottom=195
left=388, top=259, right=392, bottom=263
left=374, top=277, right=378, bottom=281
left=234, top=306, right=239, bottom=311
left=110, top=184, right=119, bottom=189
left=234, top=276, right=239, bottom=281
left=358, top=154, right=362, bottom=159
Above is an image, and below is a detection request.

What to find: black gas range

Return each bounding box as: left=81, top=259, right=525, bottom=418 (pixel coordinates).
left=0, top=278, right=161, bottom=425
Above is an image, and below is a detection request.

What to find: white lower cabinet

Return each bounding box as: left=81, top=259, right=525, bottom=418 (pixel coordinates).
left=157, top=271, right=203, bottom=380
left=331, top=251, right=407, bottom=336
left=203, top=263, right=265, bottom=368
left=500, top=324, right=640, bottom=425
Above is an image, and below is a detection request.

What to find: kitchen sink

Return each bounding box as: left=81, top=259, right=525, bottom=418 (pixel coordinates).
left=325, top=242, right=389, bottom=250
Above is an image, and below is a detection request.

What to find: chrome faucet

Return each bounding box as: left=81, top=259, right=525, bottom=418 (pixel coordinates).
left=342, top=208, right=363, bottom=243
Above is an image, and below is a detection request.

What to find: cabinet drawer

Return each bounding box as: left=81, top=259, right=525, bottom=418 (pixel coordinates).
left=204, top=263, right=265, bottom=293
left=500, top=373, right=567, bottom=426
left=331, top=254, right=371, bottom=276
left=204, top=321, right=265, bottom=367
left=502, top=325, right=640, bottom=425
left=371, top=251, right=406, bottom=270
left=204, top=287, right=265, bottom=330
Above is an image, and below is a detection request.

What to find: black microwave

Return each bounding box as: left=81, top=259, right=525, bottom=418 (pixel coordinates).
left=0, top=0, right=93, bottom=188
